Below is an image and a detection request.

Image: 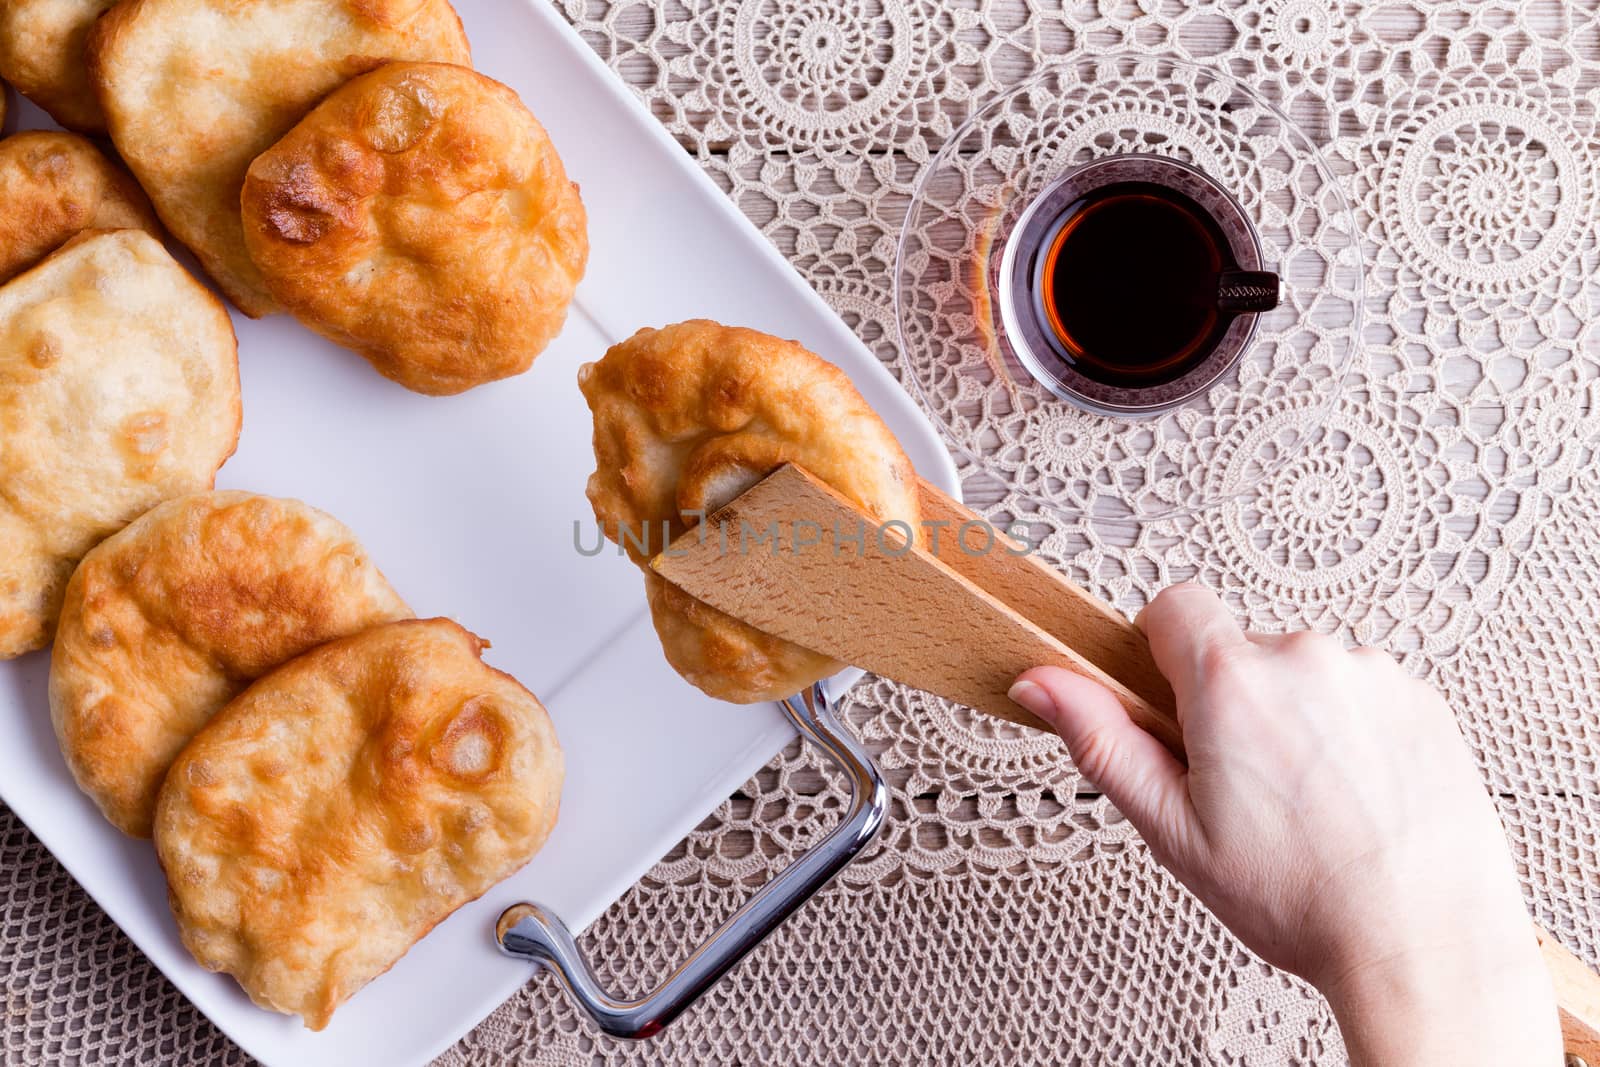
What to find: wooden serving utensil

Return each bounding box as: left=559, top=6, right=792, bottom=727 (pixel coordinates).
left=651, top=462, right=1600, bottom=1055
left=654, top=463, right=1182, bottom=752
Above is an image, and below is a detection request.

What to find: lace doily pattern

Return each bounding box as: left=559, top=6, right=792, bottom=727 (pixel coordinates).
left=5, top=1, right=1600, bottom=1064
left=1206, top=958, right=1345, bottom=1065
left=719, top=0, right=943, bottom=151
left=0, top=813, right=248, bottom=1066
left=443, top=850, right=1321, bottom=1067
left=1372, top=67, right=1600, bottom=343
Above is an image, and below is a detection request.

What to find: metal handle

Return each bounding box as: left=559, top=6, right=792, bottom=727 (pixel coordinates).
left=495, top=683, right=888, bottom=1039
left=1216, top=269, right=1283, bottom=314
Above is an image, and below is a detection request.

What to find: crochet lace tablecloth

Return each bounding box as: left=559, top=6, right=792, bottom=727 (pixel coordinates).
left=6, top=1, right=1600, bottom=1063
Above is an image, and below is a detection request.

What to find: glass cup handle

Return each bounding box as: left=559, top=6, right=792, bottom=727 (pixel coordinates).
left=1217, top=269, right=1283, bottom=314
left=495, top=683, right=888, bottom=1039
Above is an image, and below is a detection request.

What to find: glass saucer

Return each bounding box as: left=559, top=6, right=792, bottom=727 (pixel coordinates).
left=894, top=54, right=1363, bottom=522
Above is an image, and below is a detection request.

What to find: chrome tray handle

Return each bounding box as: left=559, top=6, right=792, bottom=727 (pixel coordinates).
left=496, top=683, right=888, bottom=1039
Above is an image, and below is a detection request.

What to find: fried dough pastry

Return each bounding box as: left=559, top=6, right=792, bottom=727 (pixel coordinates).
left=241, top=62, right=588, bottom=395
left=88, top=0, right=471, bottom=316
left=51, top=491, right=412, bottom=837
left=580, top=320, right=921, bottom=702
left=0, top=0, right=118, bottom=130
left=0, top=230, right=240, bottom=658
left=0, top=131, right=161, bottom=284
left=154, top=618, right=564, bottom=1030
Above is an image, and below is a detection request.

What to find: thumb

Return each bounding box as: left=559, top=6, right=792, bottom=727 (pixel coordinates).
left=1010, top=667, right=1201, bottom=867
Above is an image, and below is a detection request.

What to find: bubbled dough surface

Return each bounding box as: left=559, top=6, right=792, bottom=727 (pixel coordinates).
left=241, top=62, right=588, bottom=395
left=153, top=618, right=564, bottom=1031
left=581, top=320, right=922, bottom=703
left=0, top=0, right=119, bottom=131
left=51, top=491, right=413, bottom=837
left=87, top=0, right=471, bottom=316
left=0, top=229, right=241, bottom=658
left=0, top=131, right=161, bottom=285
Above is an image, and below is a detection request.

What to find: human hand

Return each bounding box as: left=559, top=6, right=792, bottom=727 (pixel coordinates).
left=1007, top=583, right=1559, bottom=1065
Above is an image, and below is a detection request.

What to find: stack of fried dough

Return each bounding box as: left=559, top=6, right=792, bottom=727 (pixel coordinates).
left=50, top=491, right=562, bottom=1030
left=0, top=0, right=927, bottom=1036
left=0, top=0, right=576, bottom=1029
left=0, top=0, right=593, bottom=651
left=2, top=0, right=588, bottom=395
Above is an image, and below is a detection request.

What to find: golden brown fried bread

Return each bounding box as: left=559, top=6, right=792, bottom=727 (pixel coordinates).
left=0, top=131, right=161, bottom=284
left=88, top=0, right=471, bottom=316
left=0, top=0, right=118, bottom=130
left=154, top=618, right=564, bottom=1030
left=0, top=230, right=240, bottom=658
left=241, top=62, right=588, bottom=395
left=581, top=320, right=921, bottom=702
left=51, top=491, right=413, bottom=837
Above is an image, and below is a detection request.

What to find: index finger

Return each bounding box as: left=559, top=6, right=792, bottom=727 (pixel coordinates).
left=1136, top=583, right=1250, bottom=701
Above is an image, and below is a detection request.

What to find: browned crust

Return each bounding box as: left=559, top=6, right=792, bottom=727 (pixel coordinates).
left=241, top=61, right=588, bottom=394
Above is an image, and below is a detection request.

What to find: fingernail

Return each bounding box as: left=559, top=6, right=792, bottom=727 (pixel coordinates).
left=1007, top=679, right=1055, bottom=721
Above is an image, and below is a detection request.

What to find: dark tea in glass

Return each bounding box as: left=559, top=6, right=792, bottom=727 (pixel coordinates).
left=1000, top=155, right=1280, bottom=415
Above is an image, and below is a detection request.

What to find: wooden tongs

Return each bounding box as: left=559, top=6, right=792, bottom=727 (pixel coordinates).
left=651, top=463, right=1600, bottom=1056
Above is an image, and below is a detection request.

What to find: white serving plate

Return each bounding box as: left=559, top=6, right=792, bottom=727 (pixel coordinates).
left=0, top=3, right=960, bottom=1063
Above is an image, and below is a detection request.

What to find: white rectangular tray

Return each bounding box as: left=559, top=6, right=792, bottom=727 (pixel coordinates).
left=0, top=2, right=959, bottom=1064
